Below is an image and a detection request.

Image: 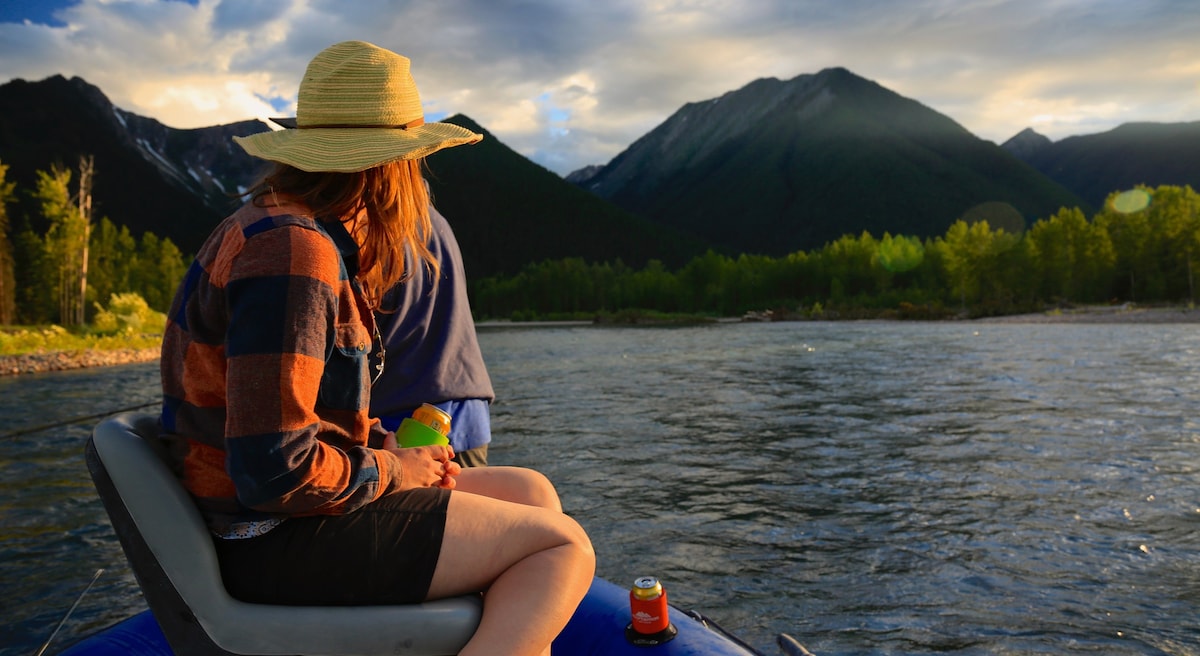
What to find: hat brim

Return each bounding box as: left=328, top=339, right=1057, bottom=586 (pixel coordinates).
left=234, top=121, right=482, bottom=172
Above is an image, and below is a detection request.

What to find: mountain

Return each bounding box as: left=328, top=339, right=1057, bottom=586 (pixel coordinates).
left=563, top=165, right=603, bottom=186
left=0, top=75, right=703, bottom=275
left=424, top=116, right=705, bottom=275
left=573, top=68, right=1089, bottom=256
left=5, top=72, right=1196, bottom=277
left=0, top=74, right=268, bottom=252
left=1003, top=121, right=1200, bottom=209
left=1000, top=128, right=1052, bottom=161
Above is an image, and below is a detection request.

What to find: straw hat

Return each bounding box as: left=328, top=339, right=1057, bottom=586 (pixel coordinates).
left=234, top=41, right=482, bottom=172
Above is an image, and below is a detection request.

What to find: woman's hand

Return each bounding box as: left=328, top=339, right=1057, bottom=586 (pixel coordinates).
left=383, top=434, right=461, bottom=490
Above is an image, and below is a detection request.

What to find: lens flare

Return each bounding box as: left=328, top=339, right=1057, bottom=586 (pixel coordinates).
left=1112, top=189, right=1152, bottom=214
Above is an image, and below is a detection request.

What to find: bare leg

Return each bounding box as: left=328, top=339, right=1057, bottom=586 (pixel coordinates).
left=453, top=466, right=562, bottom=511
left=426, top=475, right=594, bottom=656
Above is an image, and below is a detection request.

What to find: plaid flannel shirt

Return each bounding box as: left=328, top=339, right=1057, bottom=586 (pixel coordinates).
left=160, top=202, right=401, bottom=535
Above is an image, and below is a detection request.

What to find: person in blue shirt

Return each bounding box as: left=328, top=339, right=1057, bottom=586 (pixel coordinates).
left=371, top=204, right=495, bottom=467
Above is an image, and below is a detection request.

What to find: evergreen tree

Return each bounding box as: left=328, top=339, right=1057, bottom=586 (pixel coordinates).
left=13, top=220, right=53, bottom=324
left=134, top=232, right=187, bottom=312
left=0, top=160, right=16, bottom=324
left=87, top=217, right=139, bottom=318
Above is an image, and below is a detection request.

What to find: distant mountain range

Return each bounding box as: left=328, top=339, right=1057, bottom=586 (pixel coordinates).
left=0, top=74, right=264, bottom=252
left=1000, top=122, right=1200, bottom=210
left=567, top=67, right=1192, bottom=256
left=2, top=71, right=1198, bottom=277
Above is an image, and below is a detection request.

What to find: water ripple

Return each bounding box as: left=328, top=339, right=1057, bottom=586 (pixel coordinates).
left=4, top=325, right=1200, bottom=655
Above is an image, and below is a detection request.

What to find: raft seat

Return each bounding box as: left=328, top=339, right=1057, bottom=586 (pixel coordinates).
left=85, top=411, right=482, bottom=656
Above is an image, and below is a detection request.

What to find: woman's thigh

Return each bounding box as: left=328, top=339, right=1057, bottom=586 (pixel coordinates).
left=425, top=489, right=589, bottom=600
left=452, top=466, right=562, bottom=511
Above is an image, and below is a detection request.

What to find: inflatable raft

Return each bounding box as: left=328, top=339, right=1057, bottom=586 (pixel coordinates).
left=59, top=575, right=763, bottom=655
left=60, top=411, right=775, bottom=656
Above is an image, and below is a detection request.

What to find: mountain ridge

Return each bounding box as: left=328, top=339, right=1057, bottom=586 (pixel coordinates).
left=572, top=67, right=1089, bottom=256
left=0, top=74, right=704, bottom=276
left=3, top=71, right=1198, bottom=276
left=1002, top=121, right=1200, bottom=208
left=0, top=74, right=267, bottom=250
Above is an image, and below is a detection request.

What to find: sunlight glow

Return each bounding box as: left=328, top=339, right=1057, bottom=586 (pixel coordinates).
left=1111, top=188, right=1152, bottom=213
left=962, top=201, right=1026, bottom=235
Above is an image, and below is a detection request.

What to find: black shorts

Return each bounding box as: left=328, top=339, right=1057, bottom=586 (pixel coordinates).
left=454, top=444, right=488, bottom=468
left=213, top=487, right=451, bottom=605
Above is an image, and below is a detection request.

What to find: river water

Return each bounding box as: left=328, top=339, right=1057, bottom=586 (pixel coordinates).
left=2, top=321, right=1198, bottom=655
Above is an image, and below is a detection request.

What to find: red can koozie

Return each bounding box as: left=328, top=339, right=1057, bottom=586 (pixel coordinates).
left=629, top=576, right=670, bottom=634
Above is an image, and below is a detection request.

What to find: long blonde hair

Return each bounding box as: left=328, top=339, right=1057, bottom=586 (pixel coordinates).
left=249, top=159, right=437, bottom=308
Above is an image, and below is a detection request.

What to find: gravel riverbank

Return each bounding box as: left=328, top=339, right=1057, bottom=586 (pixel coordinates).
left=973, top=304, right=1200, bottom=324
left=0, top=347, right=160, bottom=376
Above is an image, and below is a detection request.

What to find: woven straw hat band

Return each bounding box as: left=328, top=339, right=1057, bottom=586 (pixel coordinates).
left=297, top=41, right=424, bottom=129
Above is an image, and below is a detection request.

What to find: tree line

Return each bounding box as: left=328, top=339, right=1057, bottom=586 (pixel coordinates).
left=0, top=157, right=187, bottom=326
left=469, top=185, right=1200, bottom=321
left=2, top=153, right=1196, bottom=327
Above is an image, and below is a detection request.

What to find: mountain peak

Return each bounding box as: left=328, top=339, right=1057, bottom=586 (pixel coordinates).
left=1002, top=127, right=1053, bottom=161
left=1017, top=121, right=1200, bottom=207
left=577, top=67, right=1084, bottom=256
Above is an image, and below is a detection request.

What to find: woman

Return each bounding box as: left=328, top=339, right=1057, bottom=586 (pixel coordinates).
left=159, top=40, right=594, bottom=656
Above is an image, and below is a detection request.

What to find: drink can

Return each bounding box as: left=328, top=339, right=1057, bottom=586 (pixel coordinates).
left=629, top=576, right=670, bottom=634
left=395, top=403, right=451, bottom=448
left=412, top=403, right=451, bottom=436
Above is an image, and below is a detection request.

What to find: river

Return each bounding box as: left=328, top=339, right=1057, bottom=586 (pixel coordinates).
left=2, top=321, right=1198, bottom=655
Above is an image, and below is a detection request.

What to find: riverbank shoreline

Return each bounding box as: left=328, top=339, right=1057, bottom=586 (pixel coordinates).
left=971, top=304, right=1200, bottom=324
left=0, top=347, right=160, bottom=376
left=1, top=305, right=1195, bottom=377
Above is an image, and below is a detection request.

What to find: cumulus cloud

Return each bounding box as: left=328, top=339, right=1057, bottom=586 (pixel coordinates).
left=0, top=0, right=1198, bottom=174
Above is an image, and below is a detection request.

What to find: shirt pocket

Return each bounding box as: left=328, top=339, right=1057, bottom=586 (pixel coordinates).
left=318, top=321, right=371, bottom=411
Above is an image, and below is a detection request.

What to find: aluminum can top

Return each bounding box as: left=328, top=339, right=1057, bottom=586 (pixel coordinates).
left=412, top=403, right=451, bottom=436
left=631, top=576, right=663, bottom=600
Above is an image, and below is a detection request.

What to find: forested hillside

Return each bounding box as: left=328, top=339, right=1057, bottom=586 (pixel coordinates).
left=573, top=68, right=1087, bottom=257
left=1005, top=122, right=1200, bottom=209
left=1, top=72, right=1198, bottom=328
left=472, top=185, right=1200, bottom=321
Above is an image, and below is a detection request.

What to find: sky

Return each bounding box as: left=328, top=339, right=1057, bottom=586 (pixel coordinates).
left=0, top=0, right=1198, bottom=176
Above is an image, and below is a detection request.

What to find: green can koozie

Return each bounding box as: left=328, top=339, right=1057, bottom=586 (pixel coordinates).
left=395, top=417, right=450, bottom=447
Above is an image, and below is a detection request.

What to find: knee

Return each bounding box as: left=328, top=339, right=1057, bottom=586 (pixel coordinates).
left=561, top=514, right=596, bottom=576
left=511, top=468, right=563, bottom=512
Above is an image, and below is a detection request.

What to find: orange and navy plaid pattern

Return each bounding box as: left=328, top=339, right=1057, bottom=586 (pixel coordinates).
left=160, top=203, right=401, bottom=529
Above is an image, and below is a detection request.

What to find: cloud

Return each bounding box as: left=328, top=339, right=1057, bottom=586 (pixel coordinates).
left=1, top=0, right=1198, bottom=175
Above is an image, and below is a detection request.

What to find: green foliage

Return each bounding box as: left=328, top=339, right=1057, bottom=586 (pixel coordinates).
left=471, top=184, right=1200, bottom=321
left=0, top=159, right=16, bottom=324
left=13, top=222, right=54, bottom=324
left=2, top=160, right=188, bottom=326
left=6, top=153, right=1199, bottom=328
left=87, top=217, right=139, bottom=314
left=0, top=324, right=74, bottom=354
left=0, top=292, right=164, bottom=356
left=0, top=323, right=161, bottom=356
left=91, top=292, right=167, bottom=335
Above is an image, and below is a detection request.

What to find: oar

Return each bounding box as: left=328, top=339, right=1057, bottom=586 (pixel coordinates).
left=35, top=568, right=105, bottom=656
left=777, top=633, right=817, bottom=656
left=0, top=401, right=158, bottom=440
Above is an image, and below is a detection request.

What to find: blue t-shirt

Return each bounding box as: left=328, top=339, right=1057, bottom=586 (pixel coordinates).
left=377, top=398, right=492, bottom=452
left=369, top=206, right=495, bottom=451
